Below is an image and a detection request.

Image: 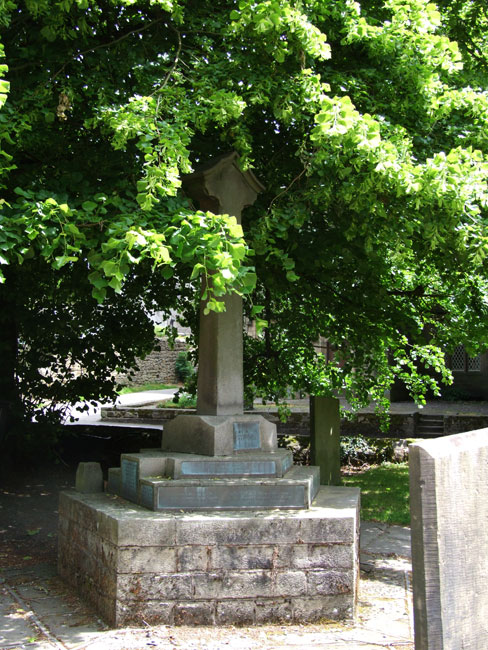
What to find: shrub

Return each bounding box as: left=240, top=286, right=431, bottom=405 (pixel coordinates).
left=175, top=351, right=194, bottom=383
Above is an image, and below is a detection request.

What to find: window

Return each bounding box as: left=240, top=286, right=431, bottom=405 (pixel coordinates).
left=451, top=345, right=481, bottom=373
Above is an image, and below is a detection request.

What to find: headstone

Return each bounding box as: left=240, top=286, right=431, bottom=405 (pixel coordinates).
left=75, top=462, right=103, bottom=493
left=310, top=396, right=341, bottom=485
left=409, top=429, right=488, bottom=650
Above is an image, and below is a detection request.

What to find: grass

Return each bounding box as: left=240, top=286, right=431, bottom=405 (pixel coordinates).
left=118, top=382, right=178, bottom=395
left=341, top=462, right=410, bottom=526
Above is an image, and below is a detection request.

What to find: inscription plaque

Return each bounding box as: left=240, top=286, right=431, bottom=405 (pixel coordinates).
left=157, top=484, right=305, bottom=510
left=180, top=460, right=276, bottom=477
left=121, top=459, right=138, bottom=502
left=140, top=484, right=154, bottom=509
left=233, top=422, right=261, bottom=451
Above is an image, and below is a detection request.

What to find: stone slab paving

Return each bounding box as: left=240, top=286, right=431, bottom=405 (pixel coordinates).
left=0, top=522, right=413, bottom=650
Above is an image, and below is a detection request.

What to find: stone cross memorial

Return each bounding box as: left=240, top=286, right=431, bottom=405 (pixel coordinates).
left=107, top=152, right=319, bottom=510
left=409, top=429, right=488, bottom=650
left=58, top=152, right=360, bottom=627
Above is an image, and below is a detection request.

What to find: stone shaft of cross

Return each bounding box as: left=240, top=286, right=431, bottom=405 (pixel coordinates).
left=182, top=152, right=264, bottom=416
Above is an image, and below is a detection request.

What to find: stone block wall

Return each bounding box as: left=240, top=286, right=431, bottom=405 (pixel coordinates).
left=117, top=338, right=188, bottom=387
left=58, top=487, right=360, bottom=627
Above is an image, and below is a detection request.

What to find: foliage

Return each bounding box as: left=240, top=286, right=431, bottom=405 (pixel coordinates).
left=340, top=435, right=396, bottom=466
left=342, top=462, right=410, bottom=525
left=1, top=0, right=488, bottom=434
left=158, top=392, right=197, bottom=409
left=280, top=432, right=401, bottom=467
left=174, top=351, right=195, bottom=383
left=278, top=435, right=311, bottom=465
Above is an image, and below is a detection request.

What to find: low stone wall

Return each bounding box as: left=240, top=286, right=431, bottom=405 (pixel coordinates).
left=101, top=406, right=417, bottom=438
left=444, top=414, right=488, bottom=435
left=117, top=338, right=188, bottom=387
left=59, top=487, right=360, bottom=627
left=341, top=412, right=417, bottom=438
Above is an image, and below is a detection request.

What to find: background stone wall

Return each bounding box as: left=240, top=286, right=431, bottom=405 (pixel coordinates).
left=117, top=338, right=188, bottom=386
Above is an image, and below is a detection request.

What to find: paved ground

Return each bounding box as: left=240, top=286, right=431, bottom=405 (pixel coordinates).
left=66, top=389, right=178, bottom=428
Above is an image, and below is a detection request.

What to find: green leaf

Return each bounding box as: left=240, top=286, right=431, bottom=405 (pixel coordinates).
left=82, top=201, right=97, bottom=212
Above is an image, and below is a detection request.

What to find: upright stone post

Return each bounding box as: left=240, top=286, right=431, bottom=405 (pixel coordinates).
left=161, top=152, right=278, bottom=455
left=310, top=396, right=341, bottom=486
left=409, top=429, right=488, bottom=649
left=181, top=151, right=263, bottom=416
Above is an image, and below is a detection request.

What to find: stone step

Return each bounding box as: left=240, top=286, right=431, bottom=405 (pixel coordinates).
left=115, top=448, right=294, bottom=493
left=417, top=415, right=444, bottom=435
left=139, top=465, right=320, bottom=511
left=108, top=464, right=320, bottom=511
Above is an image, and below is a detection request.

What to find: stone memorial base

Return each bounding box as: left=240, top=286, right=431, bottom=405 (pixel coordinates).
left=58, top=486, right=360, bottom=627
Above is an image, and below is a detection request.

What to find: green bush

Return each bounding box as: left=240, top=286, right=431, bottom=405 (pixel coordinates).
left=278, top=434, right=399, bottom=467
left=175, top=351, right=194, bottom=383
left=157, top=392, right=197, bottom=409
left=340, top=436, right=396, bottom=467
left=278, top=435, right=310, bottom=465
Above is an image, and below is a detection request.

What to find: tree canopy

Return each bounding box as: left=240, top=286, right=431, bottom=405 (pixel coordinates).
left=1, top=0, right=488, bottom=433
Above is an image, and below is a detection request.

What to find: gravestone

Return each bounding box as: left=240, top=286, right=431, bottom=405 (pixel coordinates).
left=59, top=152, right=360, bottom=627
left=310, top=396, right=341, bottom=486
left=409, top=429, right=488, bottom=649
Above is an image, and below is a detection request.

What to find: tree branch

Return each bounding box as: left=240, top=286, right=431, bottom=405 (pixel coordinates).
left=267, top=165, right=308, bottom=212
left=151, top=26, right=182, bottom=96
left=49, top=18, right=165, bottom=82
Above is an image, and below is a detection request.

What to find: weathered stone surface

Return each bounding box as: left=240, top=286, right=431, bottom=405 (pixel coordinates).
left=163, top=448, right=293, bottom=479
left=116, top=547, right=177, bottom=574
left=162, top=414, right=277, bottom=457
left=409, top=429, right=488, bottom=650
left=133, top=465, right=319, bottom=512
left=58, top=486, right=360, bottom=627
left=291, top=595, right=354, bottom=621
left=210, top=545, right=275, bottom=570
left=119, top=573, right=193, bottom=601
left=307, top=569, right=354, bottom=596
left=255, top=598, right=293, bottom=624
left=175, top=514, right=303, bottom=546
left=107, top=468, right=121, bottom=494
left=177, top=545, right=209, bottom=572
left=173, top=601, right=215, bottom=626
left=75, top=462, right=103, bottom=493
left=215, top=599, right=255, bottom=625
left=116, top=337, right=187, bottom=387
left=291, top=544, right=354, bottom=570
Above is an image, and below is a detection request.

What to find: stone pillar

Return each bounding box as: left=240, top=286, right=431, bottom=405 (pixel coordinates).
left=310, top=396, right=341, bottom=486
left=182, top=152, right=264, bottom=416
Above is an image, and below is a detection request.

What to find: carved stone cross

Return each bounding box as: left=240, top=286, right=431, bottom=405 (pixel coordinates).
left=182, top=152, right=264, bottom=416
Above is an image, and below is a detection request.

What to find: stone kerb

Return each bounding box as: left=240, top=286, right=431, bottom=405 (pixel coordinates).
left=58, top=486, right=360, bottom=627
left=409, top=428, right=488, bottom=650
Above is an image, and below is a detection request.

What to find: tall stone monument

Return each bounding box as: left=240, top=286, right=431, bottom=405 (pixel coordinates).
left=58, top=153, right=360, bottom=626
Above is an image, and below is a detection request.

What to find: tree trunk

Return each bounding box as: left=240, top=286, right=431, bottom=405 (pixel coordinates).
left=0, top=271, right=22, bottom=441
